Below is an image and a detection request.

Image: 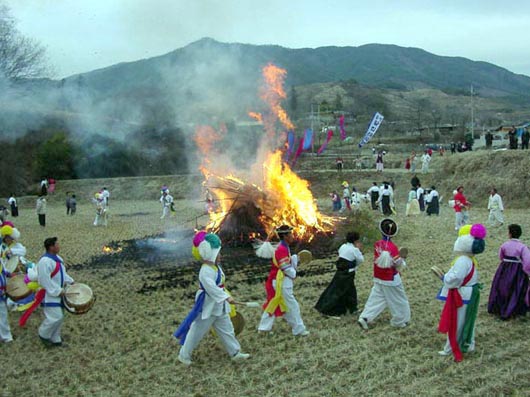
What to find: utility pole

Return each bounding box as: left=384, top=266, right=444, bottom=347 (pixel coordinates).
left=310, top=104, right=314, bottom=154
left=470, top=84, right=474, bottom=136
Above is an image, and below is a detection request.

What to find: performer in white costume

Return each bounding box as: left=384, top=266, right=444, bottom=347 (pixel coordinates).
left=487, top=188, right=504, bottom=227
left=37, top=237, right=74, bottom=346
left=174, top=232, right=250, bottom=365
left=258, top=225, right=309, bottom=336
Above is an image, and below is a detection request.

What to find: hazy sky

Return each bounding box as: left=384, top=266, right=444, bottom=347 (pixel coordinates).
left=4, top=0, right=530, bottom=78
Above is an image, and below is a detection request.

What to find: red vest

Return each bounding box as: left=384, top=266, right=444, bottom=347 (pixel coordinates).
left=373, top=239, right=399, bottom=281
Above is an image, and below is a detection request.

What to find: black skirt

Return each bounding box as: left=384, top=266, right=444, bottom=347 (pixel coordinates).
left=315, top=259, right=358, bottom=316
left=381, top=195, right=392, bottom=215
left=426, top=196, right=439, bottom=215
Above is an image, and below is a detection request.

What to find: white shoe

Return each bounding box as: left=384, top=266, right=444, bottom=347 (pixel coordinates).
left=178, top=354, right=192, bottom=366
left=296, top=330, right=310, bottom=337
left=232, top=352, right=250, bottom=361
left=438, top=350, right=451, bottom=356
left=358, top=317, right=369, bottom=330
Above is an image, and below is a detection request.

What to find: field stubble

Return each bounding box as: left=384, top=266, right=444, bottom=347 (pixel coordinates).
left=2, top=183, right=530, bottom=396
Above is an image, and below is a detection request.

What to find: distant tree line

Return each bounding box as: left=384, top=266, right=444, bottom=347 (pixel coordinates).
left=0, top=119, right=189, bottom=196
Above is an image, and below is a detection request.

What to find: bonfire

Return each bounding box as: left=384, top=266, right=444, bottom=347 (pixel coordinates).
left=194, top=64, right=334, bottom=244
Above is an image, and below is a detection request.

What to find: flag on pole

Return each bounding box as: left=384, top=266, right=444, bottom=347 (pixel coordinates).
left=291, top=137, right=305, bottom=166
left=317, top=129, right=334, bottom=155
left=302, top=129, right=313, bottom=151
left=358, top=112, right=384, bottom=148
left=339, top=115, right=346, bottom=140
left=287, top=130, right=295, bottom=156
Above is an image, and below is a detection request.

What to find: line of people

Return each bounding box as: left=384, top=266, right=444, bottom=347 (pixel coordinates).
left=173, top=218, right=530, bottom=366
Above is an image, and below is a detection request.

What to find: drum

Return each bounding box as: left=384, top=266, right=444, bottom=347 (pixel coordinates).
left=62, top=283, right=95, bottom=315
left=298, top=250, right=313, bottom=265
left=230, top=312, right=245, bottom=336
left=4, top=256, right=20, bottom=273
left=6, top=274, right=32, bottom=301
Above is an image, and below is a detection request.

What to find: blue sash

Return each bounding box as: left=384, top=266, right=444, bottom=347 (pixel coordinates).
left=173, top=266, right=222, bottom=345
left=0, top=268, right=7, bottom=301
left=40, top=253, right=65, bottom=307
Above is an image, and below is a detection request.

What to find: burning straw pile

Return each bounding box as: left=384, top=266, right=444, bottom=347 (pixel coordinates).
left=195, top=64, right=334, bottom=245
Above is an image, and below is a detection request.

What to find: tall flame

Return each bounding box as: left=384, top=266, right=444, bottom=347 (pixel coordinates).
left=259, top=151, right=334, bottom=240
left=260, top=63, right=295, bottom=139
left=195, top=63, right=333, bottom=241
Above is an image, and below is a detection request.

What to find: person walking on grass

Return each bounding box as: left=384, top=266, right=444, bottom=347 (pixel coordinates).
left=437, top=224, right=486, bottom=362
left=36, top=195, right=47, bottom=227
left=487, top=188, right=504, bottom=227
left=358, top=219, right=410, bottom=330
left=174, top=232, right=250, bottom=365
left=487, top=224, right=530, bottom=320
left=7, top=194, right=18, bottom=217
left=315, top=231, right=364, bottom=317
left=453, top=186, right=470, bottom=231
left=258, top=225, right=310, bottom=336
left=18, top=237, right=75, bottom=347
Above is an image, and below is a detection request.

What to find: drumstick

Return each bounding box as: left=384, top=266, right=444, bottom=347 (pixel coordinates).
left=233, top=301, right=261, bottom=308
left=64, top=292, right=81, bottom=296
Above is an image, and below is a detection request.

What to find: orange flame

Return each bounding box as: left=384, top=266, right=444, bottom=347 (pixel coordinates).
left=102, top=245, right=122, bottom=254
left=248, top=112, right=263, bottom=123
left=194, top=64, right=333, bottom=241
left=259, top=151, right=333, bottom=240
left=260, top=64, right=295, bottom=136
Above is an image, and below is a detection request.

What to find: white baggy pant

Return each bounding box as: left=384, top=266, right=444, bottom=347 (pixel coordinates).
left=39, top=306, right=64, bottom=343
left=179, top=313, right=240, bottom=360
left=161, top=207, right=170, bottom=219
left=376, top=163, right=384, bottom=172
left=488, top=209, right=504, bottom=226
left=360, top=282, right=411, bottom=327
left=442, top=304, right=475, bottom=354
left=455, top=211, right=469, bottom=230
left=0, top=300, right=13, bottom=342
left=94, top=213, right=107, bottom=226
left=422, top=163, right=429, bottom=173
left=258, top=286, right=307, bottom=335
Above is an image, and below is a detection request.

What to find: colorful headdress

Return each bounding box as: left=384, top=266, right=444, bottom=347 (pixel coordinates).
left=454, top=224, right=487, bottom=254
left=342, top=181, right=349, bottom=187
left=191, top=231, right=221, bottom=262
left=0, top=225, right=20, bottom=240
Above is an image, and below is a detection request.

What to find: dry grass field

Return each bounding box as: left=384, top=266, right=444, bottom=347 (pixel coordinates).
left=2, top=152, right=530, bottom=397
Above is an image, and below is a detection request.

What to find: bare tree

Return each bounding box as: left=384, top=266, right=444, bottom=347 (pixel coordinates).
left=0, top=3, right=49, bottom=80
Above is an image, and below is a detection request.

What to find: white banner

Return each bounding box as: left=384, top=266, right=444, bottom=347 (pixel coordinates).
left=358, top=112, right=384, bottom=147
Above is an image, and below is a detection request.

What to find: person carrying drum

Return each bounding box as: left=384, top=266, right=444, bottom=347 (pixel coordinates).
left=174, top=232, right=250, bottom=365
left=37, top=237, right=74, bottom=347
left=258, top=225, right=310, bottom=336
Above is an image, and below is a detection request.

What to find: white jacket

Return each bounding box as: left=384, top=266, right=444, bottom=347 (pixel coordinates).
left=196, top=264, right=230, bottom=320
left=488, top=194, right=504, bottom=211
left=37, top=255, right=74, bottom=304
left=437, top=255, right=478, bottom=303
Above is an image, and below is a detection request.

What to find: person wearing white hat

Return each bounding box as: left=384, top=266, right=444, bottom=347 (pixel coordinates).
left=358, top=219, right=410, bottom=330
left=437, top=224, right=486, bottom=362
left=175, top=233, right=250, bottom=365
left=258, top=225, right=309, bottom=336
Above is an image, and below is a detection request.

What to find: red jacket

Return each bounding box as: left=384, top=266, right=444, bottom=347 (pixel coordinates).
left=453, top=192, right=468, bottom=213
left=373, top=239, right=400, bottom=281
